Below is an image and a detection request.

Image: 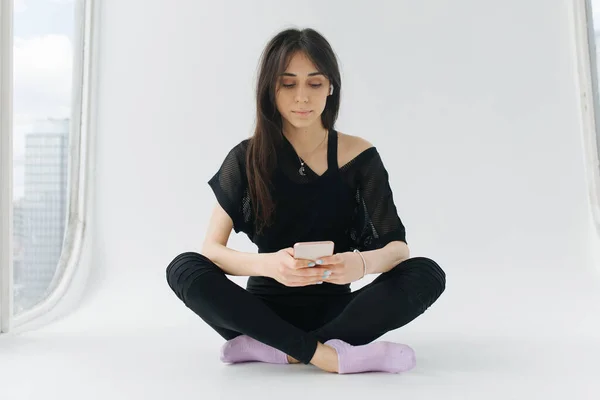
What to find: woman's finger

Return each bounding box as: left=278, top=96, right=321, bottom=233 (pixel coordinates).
left=289, top=259, right=314, bottom=270
left=289, top=267, right=327, bottom=277
left=315, top=254, right=342, bottom=266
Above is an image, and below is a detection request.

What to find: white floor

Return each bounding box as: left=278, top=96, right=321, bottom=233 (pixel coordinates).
left=1, top=263, right=600, bottom=399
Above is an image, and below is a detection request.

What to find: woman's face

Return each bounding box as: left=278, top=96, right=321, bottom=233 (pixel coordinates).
left=275, top=52, right=331, bottom=130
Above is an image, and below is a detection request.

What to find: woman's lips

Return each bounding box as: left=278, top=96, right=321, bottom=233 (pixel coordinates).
left=293, top=111, right=312, bottom=116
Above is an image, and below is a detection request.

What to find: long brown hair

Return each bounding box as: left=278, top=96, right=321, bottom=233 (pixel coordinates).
left=247, top=27, right=342, bottom=235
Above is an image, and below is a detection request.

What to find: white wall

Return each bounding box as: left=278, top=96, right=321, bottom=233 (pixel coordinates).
left=24, top=0, right=600, bottom=336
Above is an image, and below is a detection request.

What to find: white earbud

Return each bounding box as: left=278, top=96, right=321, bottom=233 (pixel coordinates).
left=329, top=85, right=334, bottom=95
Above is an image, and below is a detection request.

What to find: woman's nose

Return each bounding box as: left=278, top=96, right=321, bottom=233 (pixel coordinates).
left=294, top=86, right=309, bottom=102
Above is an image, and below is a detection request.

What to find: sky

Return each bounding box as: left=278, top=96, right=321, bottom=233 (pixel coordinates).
left=13, top=0, right=74, bottom=123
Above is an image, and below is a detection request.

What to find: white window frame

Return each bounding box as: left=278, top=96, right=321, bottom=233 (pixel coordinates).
left=0, top=0, right=14, bottom=333
left=572, top=0, right=600, bottom=237
left=0, top=0, right=98, bottom=333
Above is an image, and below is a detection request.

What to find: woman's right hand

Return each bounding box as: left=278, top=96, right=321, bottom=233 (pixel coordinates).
left=263, top=248, right=331, bottom=287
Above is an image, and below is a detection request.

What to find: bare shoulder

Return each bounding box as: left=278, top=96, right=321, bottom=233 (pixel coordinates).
left=337, top=131, right=375, bottom=166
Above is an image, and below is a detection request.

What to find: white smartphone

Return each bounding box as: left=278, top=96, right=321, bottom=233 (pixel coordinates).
left=293, top=241, right=334, bottom=262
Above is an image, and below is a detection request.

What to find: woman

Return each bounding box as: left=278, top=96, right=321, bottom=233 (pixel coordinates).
left=166, top=27, right=446, bottom=374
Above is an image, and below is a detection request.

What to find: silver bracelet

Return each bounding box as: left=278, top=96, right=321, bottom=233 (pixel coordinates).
left=353, top=249, right=367, bottom=278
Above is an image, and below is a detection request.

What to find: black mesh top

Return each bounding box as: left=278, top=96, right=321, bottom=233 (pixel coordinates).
left=208, top=128, right=407, bottom=295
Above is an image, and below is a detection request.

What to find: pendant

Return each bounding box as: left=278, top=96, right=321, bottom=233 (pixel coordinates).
left=298, top=157, right=306, bottom=176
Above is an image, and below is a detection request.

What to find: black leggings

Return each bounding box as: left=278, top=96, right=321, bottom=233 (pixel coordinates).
left=165, top=252, right=446, bottom=365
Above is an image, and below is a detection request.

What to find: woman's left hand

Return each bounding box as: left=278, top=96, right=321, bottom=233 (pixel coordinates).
left=315, top=251, right=365, bottom=285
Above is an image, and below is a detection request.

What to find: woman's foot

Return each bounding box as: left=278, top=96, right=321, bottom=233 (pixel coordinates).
left=286, top=355, right=300, bottom=364
left=309, top=342, right=340, bottom=373
left=220, top=335, right=289, bottom=364
left=324, top=339, right=416, bottom=374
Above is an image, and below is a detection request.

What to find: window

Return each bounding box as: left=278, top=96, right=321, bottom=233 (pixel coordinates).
left=1, top=0, right=95, bottom=332
left=588, top=0, right=600, bottom=174
left=574, top=0, right=600, bottom=234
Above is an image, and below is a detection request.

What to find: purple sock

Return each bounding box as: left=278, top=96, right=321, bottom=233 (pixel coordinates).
left=220, top=335, right=289, bottom=364
left=324, top=339, right=416, bottom=374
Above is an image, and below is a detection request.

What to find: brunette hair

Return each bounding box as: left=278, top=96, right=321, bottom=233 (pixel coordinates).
left=247, top=27, right=342, bottom=234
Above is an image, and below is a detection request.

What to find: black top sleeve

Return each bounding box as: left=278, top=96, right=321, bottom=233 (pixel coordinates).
left=352, top=149, right=407, bottom=251
left=207, top=141, right=249, bottom=234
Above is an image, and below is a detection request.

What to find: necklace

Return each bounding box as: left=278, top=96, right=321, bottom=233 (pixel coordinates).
left=296, top=129, right=328, bottom=176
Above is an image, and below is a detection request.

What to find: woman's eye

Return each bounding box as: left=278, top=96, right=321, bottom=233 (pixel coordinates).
left=282, top=84, right=323, bottom=88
